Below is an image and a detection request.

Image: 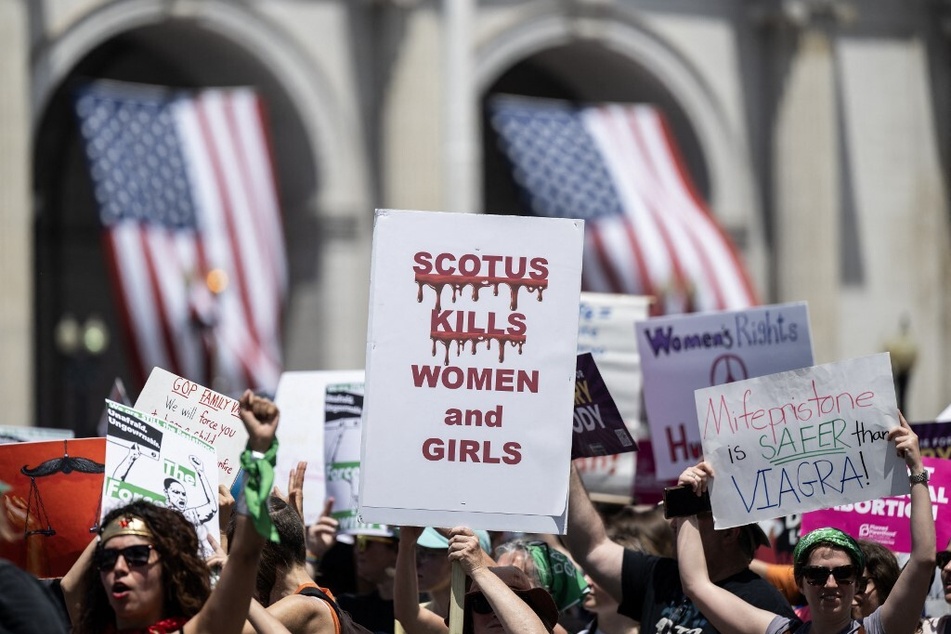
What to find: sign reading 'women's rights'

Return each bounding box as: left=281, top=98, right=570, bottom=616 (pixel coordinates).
left=359, top=209, right=583, bottom=534
left=638, top=302, right=814, bottom=480
left=695, top=353, right=909, bottom=529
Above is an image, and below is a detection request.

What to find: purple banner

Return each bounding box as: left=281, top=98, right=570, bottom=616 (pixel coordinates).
left=572, top=353, right=637, bottom=459
left=911, top=421, right=951, bottom=460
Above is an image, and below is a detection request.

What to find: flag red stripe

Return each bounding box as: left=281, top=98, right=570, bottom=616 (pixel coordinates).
left=102, top=233, right=147, bottom=388
left=626, top=109, right=728, bottom=310
left=193, top=96, right=262, bottom=389
left=656, top=112, right=758, bottom=305
left=139, top=231, right=185, bottom=378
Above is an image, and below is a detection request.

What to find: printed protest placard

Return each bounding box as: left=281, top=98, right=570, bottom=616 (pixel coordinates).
left=911, top=421, right=951, bottom=460
left=359, top=210, right=583, bottom=533
left=0, top=438, right=105, bottom=577
left=572, top=353, right=636, bottom=458
left=800, top=456, right=950, bottom=553
left=0, top=425, right=74, bottom=444
left=102, top=401, right=219, bottom=557
left=135, top=367, right=247, bottom=487
left=575, top=292, right=651, bottom=500
left=275, top=370, right=389, bottom=535
left=638, top=302, right=813, bottom=480
left=695, top=353, right=908, bottom=529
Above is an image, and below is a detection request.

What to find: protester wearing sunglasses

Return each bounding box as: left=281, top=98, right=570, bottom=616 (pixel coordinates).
left=918, top=543, right=951, bottom=634
left=64, top=391, right=289, bottom=634
left=675, top=411, right=934, bottom=634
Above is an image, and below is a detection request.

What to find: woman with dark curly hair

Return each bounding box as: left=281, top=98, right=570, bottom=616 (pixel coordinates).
left=77, top=500, right=212, bottom=633
left=64, top=390, right=289, bottom=634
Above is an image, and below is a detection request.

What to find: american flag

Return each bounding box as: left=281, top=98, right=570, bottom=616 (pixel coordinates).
left=489, top=96, right=758, bottom=315
left=74, top=81, right=287, bottom=393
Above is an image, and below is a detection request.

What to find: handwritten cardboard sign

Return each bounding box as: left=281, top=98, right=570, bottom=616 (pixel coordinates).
left=0, top=438, right=105, bottom=577
left=638, top=302, right=814, bottom=480
left=134, top=367, right=247, bottom=487
left=695, top=353, right=908, bottom=529
left=274, top=370, right=389, bottom=535
left=102, top=401, right=219, bottom=557
left=572, top=353, right=636, bottom=458
left=800, top=456, right=950, bottom=553
left=359, top=209, right=583, bottom=533
left=574, top=292, right=651, bottom=501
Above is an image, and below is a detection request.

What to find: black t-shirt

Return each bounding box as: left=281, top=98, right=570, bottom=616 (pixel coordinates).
left=619, top=550, right=796, bottom=634
left=337, top=590, right=394, bottom=634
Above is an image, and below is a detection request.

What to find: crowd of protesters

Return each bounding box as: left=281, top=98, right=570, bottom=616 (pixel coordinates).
left=0, top=396, right=949, bottom=634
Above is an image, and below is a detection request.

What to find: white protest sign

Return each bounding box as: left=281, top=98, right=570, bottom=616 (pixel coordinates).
left=275, top=370, right=389, bottom=534
left=359, top=209, right=583, bottom=533
left=575, top=292, right=651, bottom=501
left=695, top=353, right=908, bottom=529
left=638, top=302, right=813, bottom=480
left=102, top=401, right=219, bottom=557
left=134, top=367, right=247, bottom=488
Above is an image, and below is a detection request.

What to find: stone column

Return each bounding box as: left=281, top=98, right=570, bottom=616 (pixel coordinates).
left=772, top=4, right=850, bottom=362
left=0, top=1, right=32, bottom=426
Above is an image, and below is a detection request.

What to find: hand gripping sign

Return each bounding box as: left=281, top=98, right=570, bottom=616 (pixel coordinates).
left=694, top=353, right=908, bottom=529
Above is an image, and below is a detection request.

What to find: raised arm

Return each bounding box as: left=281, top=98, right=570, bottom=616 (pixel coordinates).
left=563, top=463, right=625, bottom=602
left=878, top=412, right=935, bottom=634
left=185, top=390, right=279, bottom=634
left=304, top=497, right=337, bottom=580
left=393, top=525, right=448, bottom=634
left=449, top=527, right=550, bottom=634
left=60, top=535, right=99, bottom=628
left=676, top=463, right=778, bottom=634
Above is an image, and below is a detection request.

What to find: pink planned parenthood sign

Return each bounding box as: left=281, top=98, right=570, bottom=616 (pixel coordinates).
left=801, top=456, right=951, bottom=553
left=695, top=353, right=908, bottom=529
left=359, top=209, right=583, bottom=534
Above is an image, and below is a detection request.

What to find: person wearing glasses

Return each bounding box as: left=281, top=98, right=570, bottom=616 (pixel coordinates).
left=676, top=412, right=934, bottom=634
left=394, top=526, right=558, bottom=634
left=917, top=541, right=951, bottom=634
left=66, top=391, right=290, bottom=634
left=563, top=463, right=795, bottom=634
left=851, top=540, right=900, bottom=620
left=393, top=526, right=493, bottom=634
left=337, top=530, right=399, bottom=633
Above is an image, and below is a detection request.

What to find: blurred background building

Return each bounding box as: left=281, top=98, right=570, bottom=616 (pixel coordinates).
left=2, top=0, right=949, bottom=433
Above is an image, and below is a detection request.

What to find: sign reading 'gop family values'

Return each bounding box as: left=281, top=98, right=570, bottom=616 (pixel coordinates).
left=359, top=209, right=583, bottom=533
left=695, top=353, right=908, bottom=529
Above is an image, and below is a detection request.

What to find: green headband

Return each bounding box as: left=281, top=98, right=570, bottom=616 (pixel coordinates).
left=526, top=542, right=589, bottom=611
left=793, top=527, right=864, bottom=575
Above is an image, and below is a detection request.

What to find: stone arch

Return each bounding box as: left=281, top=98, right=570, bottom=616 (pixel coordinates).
left=475, top=9, right=765, bottom=277
left=30, top=0, right=365, bottom=431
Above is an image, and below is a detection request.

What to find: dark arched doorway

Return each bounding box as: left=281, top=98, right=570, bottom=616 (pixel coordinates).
left=33, top=20, right=316, bottom=435
left=482, top=40, right=709, bottom=217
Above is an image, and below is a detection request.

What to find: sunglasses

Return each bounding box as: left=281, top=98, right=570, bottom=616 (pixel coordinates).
left=937, top=551, right=951, bottom=570
left=802, top=565, right=857, bottom=586
left=96, top=544, right=155, bottom=571
left=355, top=535, right=396, bottom=553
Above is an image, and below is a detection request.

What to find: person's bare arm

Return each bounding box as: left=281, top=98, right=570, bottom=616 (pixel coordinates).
left=185, top=390, right=279, bottom=634
left=60, top=536, right=98, bottom=627
left=879, top=412, right=935, bottom=634
left=449, top=527, right=549, bottom=634
left=394, top=525, right=448, bottom=634
left=563, top=463, right=625, bottom=602
left=676, top=462, right=778, bottom=634
left=305, top=497, right=338, bottom=579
